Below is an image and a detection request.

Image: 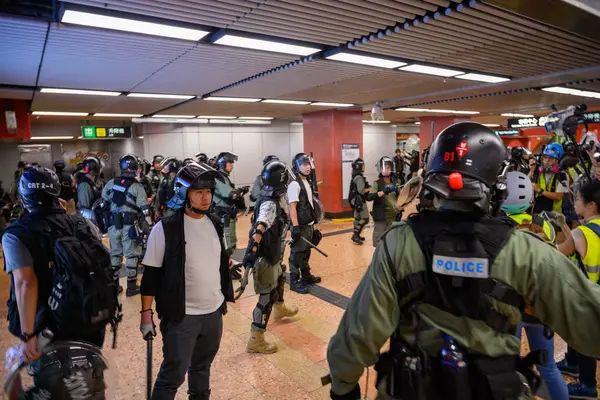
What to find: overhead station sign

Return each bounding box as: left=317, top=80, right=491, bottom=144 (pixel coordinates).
left=507, top=112, right=600, bottom=129
left=81, top=126, right=132, bottom=139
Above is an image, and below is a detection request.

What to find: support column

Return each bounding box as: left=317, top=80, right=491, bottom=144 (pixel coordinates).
left=0, top=99, right=31, bottom=140
left=419, top=116, right=471, bottom=152
left=302, top=109, right=363, bottom=216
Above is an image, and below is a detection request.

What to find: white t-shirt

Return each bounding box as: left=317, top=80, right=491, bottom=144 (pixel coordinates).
left=543, top=173, right=569, bottom=193
left=142, top=214, right=224, bottom=315
left=287, top=179, right=314, bottom=207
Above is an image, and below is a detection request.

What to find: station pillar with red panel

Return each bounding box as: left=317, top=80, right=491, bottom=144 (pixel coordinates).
left=302, top=109, right=363, bottom=217
left=0, top=100, right=32, bottom=140
left=419, top=116, right=471, bottom=152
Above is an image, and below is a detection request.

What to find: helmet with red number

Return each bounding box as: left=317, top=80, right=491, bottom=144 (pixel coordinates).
left=424, top=122, right=509, bottom=208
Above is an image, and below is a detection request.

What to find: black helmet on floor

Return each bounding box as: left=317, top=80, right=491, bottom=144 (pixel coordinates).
left=119, top=154, right=139, bottom=178
left=18, top=166, right=61, bottom=210
left=216, top=152, right=238, bottom=170
left=292, top=153, right=314, bottom=176
left=160, top=157, right=181, bottom=174
left=424, top=122, right=508, bottom=208
left=262, top=154, right=279, bottom=166
left=183, top=158, right=195, bottom=166
left=82, top=156, right=102, bottom=176
left=6, top=341, right=109, bottom=400
left=261, top=160, right=293, bottom=196
left=152, top=155, right=164, bottom=165
left=168, top=162, right=223, bottom=213
left=351, top=157, right=365, bottom=172
left=195, top=152, right=208, bottom=164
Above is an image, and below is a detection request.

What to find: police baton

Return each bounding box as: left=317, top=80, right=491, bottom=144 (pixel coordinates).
left=299, top=236, right=329, bottom=258
left=144, top=332, right=153, bottom=400
left=234, top=266, right=251, bottom=300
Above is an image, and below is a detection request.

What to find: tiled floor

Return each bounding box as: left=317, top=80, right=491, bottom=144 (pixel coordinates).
left=0, top=210, right=583, bottom=399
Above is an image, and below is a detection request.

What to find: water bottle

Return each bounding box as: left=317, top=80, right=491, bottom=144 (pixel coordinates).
left=440, top=334, right=471, bottom=400
left=37, top=329, right=54, bottom=353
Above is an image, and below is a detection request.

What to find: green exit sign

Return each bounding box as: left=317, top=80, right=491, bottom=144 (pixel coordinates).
left=82, top=126, right=96, bottom=138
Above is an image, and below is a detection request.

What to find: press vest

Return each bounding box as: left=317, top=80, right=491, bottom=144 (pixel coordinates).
left=536, top=173, right=562, bottom=212
left=294, top=176, right=318, bottom=226
left=578, top=218, right=600, bottom=284
left=253, top=196, right=288, bottom=265
left=508, top=213, right=555, bottom=243
left=156, top=210, right=234, bottom=323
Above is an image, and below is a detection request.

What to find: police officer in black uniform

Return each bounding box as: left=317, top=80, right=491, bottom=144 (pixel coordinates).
left=53, top=160, right=75, bottom=214
left=76, top=156, right=102, bottom=222
left=155, top=157, right=181, bottom=220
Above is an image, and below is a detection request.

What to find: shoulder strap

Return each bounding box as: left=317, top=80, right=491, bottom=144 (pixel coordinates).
left=584, top=222, right=600, bottom=238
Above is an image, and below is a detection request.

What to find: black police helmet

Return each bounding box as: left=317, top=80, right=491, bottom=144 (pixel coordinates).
left=261, top=160, right=291, bottom=195
left=168, top=162, right=222, bottom=213
left=82, top=156, right=101, bottom=176
left=141, top=159, right=151, bottom=175
left=183, top=158, right=194, bottom=166
left=119, top=154, right=139, bottom=178
left=263, top=154, right=279, bottom=166
left=424, top=122, right=507, bottom=202
left=160, top=157, right=181, bottom=174
left=216, top=152, right=238, bottom=170
left=292, top=153, right=313, bottom=175
left=351, top=157, right=365, bottom=172
left=152, top=155, right=164, bottom=165
left=18, top=166, right=61, bottom=210
left=195, top=152, right=208, bottom=164
left=53, top=160, right=66, bottom=170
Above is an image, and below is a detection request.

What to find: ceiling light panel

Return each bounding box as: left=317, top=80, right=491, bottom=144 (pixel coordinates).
left=204, top=97, right=262, bottom=102
left=239, top=117, right=274, bottom=120
left=395, top=108, right=479, bottom=114
left=326, top=52, right=406, bottom=69
left=152, top=115, right=196, bottom=118
left=399, top=64, right=464, bottom=77
left=61, top=9, right=209, bottom=41
left=262, top=99, right=311, bottom=105
left=363, top=120, right=391, bottom=123
left=31, top=136, right=74, bottom=140
left=501, top=113, right=534, bottom=117
left=32, top=111, right=89, bottom=116
left=197, top=116, right=236, bottom=119
left=214, top=34, right=320, bottom=56
left=128, top=93, right=195, bottom=99
left=93, top=113, right=143, bottom=117
left=542, top=87, right=600, bottom=98
left=41, top=88, right=121, bottom=96
left=310, top=102, right=354, bottom=107
left=455, top=73, right=510, bottom=83
left=483, top=124, right=500, bottom=127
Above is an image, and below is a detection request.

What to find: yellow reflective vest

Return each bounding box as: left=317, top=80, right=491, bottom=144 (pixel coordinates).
left=578, top=218, right=600, bottom=284
left=538, top=173, right=563, bottom=212
left=508, top=213, right=555, bottom=244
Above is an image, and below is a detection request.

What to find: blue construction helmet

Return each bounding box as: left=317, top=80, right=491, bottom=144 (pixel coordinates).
left=543, top=143, right=564, bottom=160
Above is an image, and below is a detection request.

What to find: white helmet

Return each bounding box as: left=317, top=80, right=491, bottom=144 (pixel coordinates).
left=501, top=171, right=534, bottom=215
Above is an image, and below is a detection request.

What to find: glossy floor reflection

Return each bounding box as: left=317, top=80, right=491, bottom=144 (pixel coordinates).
left=0, top=211, right=580, bottom=399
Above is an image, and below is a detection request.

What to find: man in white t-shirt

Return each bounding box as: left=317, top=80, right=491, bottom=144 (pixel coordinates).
left=288, top=153, right=322, bottom=294
left=139, top=162, right=235, bottom=400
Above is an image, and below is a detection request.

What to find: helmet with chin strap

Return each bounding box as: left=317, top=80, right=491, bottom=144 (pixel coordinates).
left=18, top=166, right=61, bottom=210
left=167, top=162, right=223, bottom=214
left=292, top=153, right=313, bottom=176
left=261, top=160, right=293, bottom=197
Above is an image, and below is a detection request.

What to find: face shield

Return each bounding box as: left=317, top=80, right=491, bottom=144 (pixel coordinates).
left=377, top=157, right=395, bottom=175
left=295, top=155, right=315, bottom=174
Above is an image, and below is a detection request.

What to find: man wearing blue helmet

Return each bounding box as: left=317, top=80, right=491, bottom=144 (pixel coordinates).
left=530, top=143, right=568, bottom=214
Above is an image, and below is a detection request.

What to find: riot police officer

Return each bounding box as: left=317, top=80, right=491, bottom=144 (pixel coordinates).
left=102, top=154, right=153, bottom=296
left=195, top=152, right=208, bottom=164
left=366, top=156, right=400, bottom=248
left=348, top=158, right=370, bottom=245
left=154, top=157, right=181, bottom=221
left=76, top=156, right=102, bottom=222
left=213, top=152, right=249, bottom=256
left=137, top=160, right=154, bottom=199
left=147, top=155, right=164, bottom=215
left=250, top=155, right=279, bottom=202
left=243, top=160, right=298, bottom=354
left=53, top=160, right=75, bottom=214
left=326, top=122, right=600, bottom=400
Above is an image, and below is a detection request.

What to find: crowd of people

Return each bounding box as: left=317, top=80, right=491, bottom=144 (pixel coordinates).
left=3, top=121, right=600, bottom=399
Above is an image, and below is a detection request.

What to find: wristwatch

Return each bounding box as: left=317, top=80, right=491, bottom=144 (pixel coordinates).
left=19, top=331, right=34, bottom=342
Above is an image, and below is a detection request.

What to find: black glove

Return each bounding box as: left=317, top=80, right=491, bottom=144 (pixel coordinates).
left=291, top=226, right=302, bottom=242
left=243, top=246, right=258, bottom=269
left=330, top=384, right=361, bottom=400
left=312, top=229, right=322, bottom=246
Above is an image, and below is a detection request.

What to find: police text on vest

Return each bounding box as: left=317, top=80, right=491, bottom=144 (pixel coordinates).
left=432, top=255, right=489, bottom=278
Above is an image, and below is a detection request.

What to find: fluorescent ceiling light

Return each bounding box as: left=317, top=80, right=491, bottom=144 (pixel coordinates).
left=501, top=113, right=534, bottom=117
left=209, top=119, right=272, bottom=125
left=204, top=97, right=262, bottom=103
left=326, top=52, right=406, bottom=69
left=132, top=118, right=208, bottom=124
left=395, top=108, right=430, bottom=112
left=41, top=88, right=121, bottom=96
left=310, top=102, right=354, bottom=107
left=455, top=73, right=510, bottom=83
left=400, top=64, right=464, bottom=77
left=414, top=122, right=421, bottom=125
left=31, top=136, right=74, bottom=140
left=31, top=111, right=89, bottom=116
left=93, top=113, right=143, bottom=117
left=61, top=9, right=209, bottom=41
left=451, top=110, right=480, bottom=115
left=262, top=99, right=311, bottom=105
left=483, top=124, right=500, bottom=127
left=138, top=136, right=144, bottom=139
left=363, top=120, right=391, bottom=124
left=542, top=87, right=600, bottom=99
left=239, top=117, right=274, bottom=120
left=152, top=114, right=195, bottom=118
left=394, top=107, right=479, bottom=114
left=214, top=34, right=320, bottom=56
left=290, top=122, right=303, bottom=126
left=128, top=93, right=195, bottom=100
left=197, top=116, right=236, bottom=119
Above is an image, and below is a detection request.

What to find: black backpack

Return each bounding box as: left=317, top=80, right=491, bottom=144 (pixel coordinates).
left=5, top=213, right=120, bottom=343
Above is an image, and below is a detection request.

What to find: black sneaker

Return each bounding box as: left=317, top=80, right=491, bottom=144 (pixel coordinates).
left=290, top=281, right=309, bottom=294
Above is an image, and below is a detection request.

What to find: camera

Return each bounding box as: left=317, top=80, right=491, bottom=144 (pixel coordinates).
left=544, top=104, right=587, bottom=138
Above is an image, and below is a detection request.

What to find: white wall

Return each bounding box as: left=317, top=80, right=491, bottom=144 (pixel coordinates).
left=362, top=123, right=398, bottom=184
left=140, top=122, right=304, bottom=187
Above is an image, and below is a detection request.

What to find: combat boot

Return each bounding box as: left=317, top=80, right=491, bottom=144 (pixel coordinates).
left=247, top=330, right=278, bottom=354
left=351, top=231, right=363, bottom=245
left=273, top=302, right=298, bottom=320
left=290, top=273, right=309, bottom=294
left=301, top=270, right=321, bottom=285
left=126, top=280, right=140, bottom=297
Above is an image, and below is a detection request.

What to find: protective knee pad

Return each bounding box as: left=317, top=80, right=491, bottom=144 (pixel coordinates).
left=252, top=292, right=275, bottom=330
left=126, top=258, right=138, bottom=278
left=111, top=264, right=122, bottom=280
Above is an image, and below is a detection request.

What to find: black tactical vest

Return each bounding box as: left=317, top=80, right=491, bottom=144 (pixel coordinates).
left=253, top=195, right=288, bottom=265
left=110, top=177, right=137, bottom=207
left=158, top=177, right=175, bottom=207
left=149, top=170, right=162, bottom=191
left=57, top=171, right=74, bottom=201
left=294, top=177, right=319, bottom=226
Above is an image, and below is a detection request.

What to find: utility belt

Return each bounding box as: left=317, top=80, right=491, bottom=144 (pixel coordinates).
left=109, top=211, right=139, bottom=229
left=375, top=333, right=546, bottom=400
